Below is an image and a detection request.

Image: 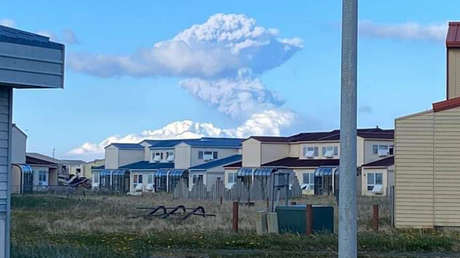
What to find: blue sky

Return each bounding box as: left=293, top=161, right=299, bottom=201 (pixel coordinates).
left=0, top=1, right=457, bottom=160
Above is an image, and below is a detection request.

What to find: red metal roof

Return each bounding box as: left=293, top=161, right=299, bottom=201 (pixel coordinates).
left=432, top=96, right=460, bottom=112
left=447, top=22, right=460, bottom=48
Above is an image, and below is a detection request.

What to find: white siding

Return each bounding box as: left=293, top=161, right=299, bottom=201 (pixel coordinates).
left=174, top=144, right=191, bottom=169
left=104, top=146, right=119, bottom=169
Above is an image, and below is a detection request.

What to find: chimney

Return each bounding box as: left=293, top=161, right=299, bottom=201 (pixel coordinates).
left=447, top=22, right=460, bottom=99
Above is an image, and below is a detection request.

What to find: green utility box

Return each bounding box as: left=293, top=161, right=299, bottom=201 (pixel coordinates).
left=275, top=205, right=334, bottom=234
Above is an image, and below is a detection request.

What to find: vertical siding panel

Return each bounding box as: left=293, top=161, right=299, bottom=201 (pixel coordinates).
left=395, top=111, right=434, bottom=228
left=434, top=107, right=460, bottom=226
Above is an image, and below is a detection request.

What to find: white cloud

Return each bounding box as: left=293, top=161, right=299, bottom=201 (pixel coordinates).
left=359, top=20, right=447, bottom=41
left=67, top=109, right=294, bottom=160
left=0, top=18, right=15, bottom=27
left=68, top=13, right=302, bottom=78
left=180, top=71, right=283, bottom=118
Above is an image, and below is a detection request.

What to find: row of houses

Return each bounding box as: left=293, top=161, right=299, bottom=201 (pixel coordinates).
left=10, top=124, right=103, bottom=193
left=93, top=127, right=395, bottom=197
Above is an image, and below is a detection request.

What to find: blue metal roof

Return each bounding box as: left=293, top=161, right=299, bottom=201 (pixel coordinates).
left=237, top=167, right=254, bottom=177
left=108, top=143, right=144, bottom=150
left=18, top=164, right=33, bottom=174
left=92, top=165, right=105, bottom=170
left=100, top=169, right=127, bottom=176
left=169, top=169, right=187, bottom=177
left=146, top=139, right=187, bottom=149
left=254, top=167, right=275, bottom=176
left=0, top=25, right=64, bottom=50
left=144, top=137, right=243, bottom=149
left=156, top=168, right=172, bottom=177
left=314, top=166, right=338, bottom=176
left=185, top=138, right=243, bottom=148
left=119, top=161, right=174, bottom=170
left=189, top=154, right=242, bottom=170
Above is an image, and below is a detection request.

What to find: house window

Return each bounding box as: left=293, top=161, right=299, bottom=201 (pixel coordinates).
left=133, top=174, right=143, bottom=188
left=147, top=174, right=153, bottom=184
left=227, top=172, right=237, bottom=184
left=302, top=172, right=314, bottom=190
left=192, top=175, right=203, bottom=185
left=153, top=152, right=162, bottom=162
left=202, top=151, right=217, bottom=161
left=389, top=145, right=394, bottom=155
left=372, top=144, right=390, bottom=156
left=367, top=172, right=383, bottom=191
left=198, top=151, right=203, bottom=159
left=322, top=146, right=335, bottom=158
left=38, top=171, right=48, bottom=186
left=166, top=151, right=174, bottom=161
left=334, top=146, right=339, bottom=155
left=304, top=146, right=319, bottom=158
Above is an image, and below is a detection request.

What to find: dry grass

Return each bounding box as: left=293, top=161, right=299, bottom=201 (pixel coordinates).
left=12, top=193, right=391, bottom=235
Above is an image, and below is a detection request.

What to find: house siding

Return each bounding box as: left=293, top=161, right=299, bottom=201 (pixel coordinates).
left=105, top=146, right=119, bottom=169
left=395, top=110, right=434, bottom=228
left=433, top=107, right=460, bottom=226
left=190, top=148, right=238, bottom=168
left=363, top=140, right=394, bottom=165
left=448, top=48, right=460, bottom=99
left=242, top=139, right=261, bottom=167
left=118, top=149, right=144, bottom=167
left=11, top=125, right=26, bottom=164
left=260, top=143, right=289, bottom=164
left=174, top=144, right=191, bottom=169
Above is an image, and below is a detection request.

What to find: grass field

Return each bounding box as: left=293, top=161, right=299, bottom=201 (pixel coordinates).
left=10, top=193, right=460, bottom=257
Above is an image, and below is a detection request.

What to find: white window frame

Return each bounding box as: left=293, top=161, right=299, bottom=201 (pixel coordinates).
left=367, top=172, right=383, bottom=191
left=304, top=146, right=318, bottom=158
left=133, top=174, right=143, bottom=188
left=38, top=170, right=48, bottom=186
left=228, top=172, right=237, bottom=184
left=166, top=151, right=174, bottom=161
left=323, top=146, right=334, bottom=158
left=153, top=152, right=162, bottom=162
left=203, top=151, right=214, bottom=161
left=372, top=144, right=390, bottom=156
left=302, top=172, right=314, bottom=190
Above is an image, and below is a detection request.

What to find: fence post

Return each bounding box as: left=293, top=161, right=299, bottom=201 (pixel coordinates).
left=220, top=196, right=223, bottom=206
left=233, top=201, right=239, bottom=233
left=306, top=204, right=313, bottom=235
left=372, top=204, right=379, bottom=232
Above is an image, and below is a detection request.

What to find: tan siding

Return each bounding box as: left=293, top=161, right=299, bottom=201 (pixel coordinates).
left=448, top=48, right=460, bottom=99
left=242, top=139, right=261, bottom=167
left=433, top=107, right=460, bottom=226
left=260, top=143, right=289, bottom=164
left=395, top=111, right=434, bottom=228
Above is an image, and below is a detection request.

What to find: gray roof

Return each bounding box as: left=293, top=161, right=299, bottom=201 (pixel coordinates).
left=60, top=159, right=86, bottom=165
left=26, top=152, right=61, bottom=164
left=106, top=143, right=144, bottom=150
left=0, top=25, right=64, bottom=50
left=119, top=161, right=174, bottom=170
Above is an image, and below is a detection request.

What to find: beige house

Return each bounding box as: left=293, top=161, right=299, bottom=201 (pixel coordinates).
left=95, top=138, right=242, bottom=194
left=394, top=22, right=460, bottom=228
left=360, top=156, right=394, bottom=197
left=83, top=159, right=104, bottom=179
left=226, top=128, right=394, bottom=195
